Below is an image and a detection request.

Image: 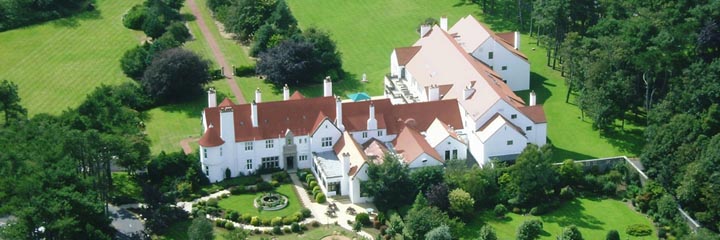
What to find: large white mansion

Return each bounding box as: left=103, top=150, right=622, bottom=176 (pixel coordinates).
left=198, top=15, right=546, bottom=203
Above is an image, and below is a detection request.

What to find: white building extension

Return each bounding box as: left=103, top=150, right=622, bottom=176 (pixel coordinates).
left=385, top=15, right=547, bottom=166
left=198, top=82, right=467, bottom=203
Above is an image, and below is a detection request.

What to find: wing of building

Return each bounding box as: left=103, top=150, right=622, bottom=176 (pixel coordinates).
left=385, top=15, right=546, bottom=165
left=199, top=82, right=466, bottom=203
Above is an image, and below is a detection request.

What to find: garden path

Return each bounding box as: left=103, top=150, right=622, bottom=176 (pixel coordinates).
left=185, top=0, right=245, bottom=103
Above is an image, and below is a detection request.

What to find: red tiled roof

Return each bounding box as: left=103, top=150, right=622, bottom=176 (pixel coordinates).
left=333, top=134, right=345, bottom=154
left=289, top=91, right=305, bottom=100
left=496, top=32, right=516, bottom=48
left=218, top=98, right=234, bottom=107
left=393, top=126, right=443, bottom=163
left=362, top=138, right=389, bottom=162
left=201, top=97, right=463, bottom=142
left=395, top=46, right=422, bottom=66
left=198, top=126, right=224, bottom=147
left=348, top=165, right=358, bottom=176
left=519, top=105, right=547, bottom=123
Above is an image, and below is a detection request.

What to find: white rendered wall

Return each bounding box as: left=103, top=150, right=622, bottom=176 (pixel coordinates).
left=474, top=100, right=543, bottom=146
left=433, top=136, right=468, bottom=161
left=310, top=120, right=342, bottom=152
left=406, top=153, right=444, bottom=169
left=472, top=39, right=530, bottom=91
left=482, top=124, right=527, bottom=160
left=349, top=164, right=372, bottom=204
left=390, top=50, right=400, bottom=77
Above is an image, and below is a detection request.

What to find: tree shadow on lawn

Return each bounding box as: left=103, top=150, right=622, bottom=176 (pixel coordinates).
left=551, top=144, right=596, bottom=162
left=151, top=91, right=232, bottom=119
left=51, top=8, right=102, bottom=28
left=516, top=72, right=553, bottom=105
left=601, top=127, right=644, bottom=157
left=296, top=71, right=361, bottom=98
left=540, top=198, right=604, bottom=231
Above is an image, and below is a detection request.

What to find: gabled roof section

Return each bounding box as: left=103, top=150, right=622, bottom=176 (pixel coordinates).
left=477, top=113, right=525, bottom=142
left=519, top=105, right=547, bottom=123
left=198, top=125, right=224, bottom=147
left=289, top=91, right=305, bottom=100
left=311, top=111, right=330, bottom=135
left=393, top=126, right=443, bottom=163
left=449, top=15, right=527, bottom=61
left=218, top=98, right=234, bottom=107
left=425, top=118, right=464, bottom=147
left=336, top=132, right=369, bottom=177
left=362, top=138, right=390, bottom=163
left=395, top=46, right=422, bottom=66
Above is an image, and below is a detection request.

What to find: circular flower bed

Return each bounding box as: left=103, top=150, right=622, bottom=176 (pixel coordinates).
left=254, top=192, right=289, bottom=211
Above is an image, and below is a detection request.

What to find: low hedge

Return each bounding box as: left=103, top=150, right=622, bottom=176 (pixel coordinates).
left=626, top=224, right=652, bottom=236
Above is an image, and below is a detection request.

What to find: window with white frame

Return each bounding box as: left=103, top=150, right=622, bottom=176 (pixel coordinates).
left=246, top=159, right=253, bottom=170
left=321, top=137, right=332, bottom=147
left=203, top=148, right=207, bottom=158
left=219, top=147, right=222, bottom=156
left=507, top=140, right=514, bottom=145
left=511, top=114, right=517, bottom=119
left=261, top=156, right=279, bottom=169
left=299, top=155, right=307, bottom=161
left=526, top=126, right=532, bottom=131
left=501, top=66, right=507, bottom=70
left=488, top=51, right=494, bottom=59
left=378, top=130, right=383, bottom=136
left=265, top=139, right=274, bottom=148
left=245, top=142, right=253, bottom=151
left=362, top=132, right=368, bottom=138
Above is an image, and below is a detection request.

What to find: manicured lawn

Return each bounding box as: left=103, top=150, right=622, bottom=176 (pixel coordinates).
left=144, top=78, right=240, bottom=155
left=218, top=184, right=302, bottom=220
left=287, top=1, right=644, bottom=161
left=0, top=0, right=144, bottom=116
left=247, top=225, right=354, bottom=240
left=462, top=197, right=655, bottom=240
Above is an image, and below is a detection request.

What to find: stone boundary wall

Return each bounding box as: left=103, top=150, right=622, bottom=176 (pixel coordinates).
left=554, top=156, right=701, bottom=232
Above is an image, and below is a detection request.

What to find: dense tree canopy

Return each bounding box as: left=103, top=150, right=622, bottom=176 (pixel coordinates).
left=365, top=154, right=416, bottom=211
left=141, top=48, right=210, bottom=103
left=0, top=80, right=27, bottom=125
left=502, top=144, right=557, bottom=207
left=0, top=0, right=91, bottom=31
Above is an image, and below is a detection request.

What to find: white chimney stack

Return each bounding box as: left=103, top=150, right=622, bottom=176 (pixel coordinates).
left=283, top=84, right=290, bottom=101
left=514, top=31, right=520, bottom=50
left=208, top=88, right=217, bottom=107
left=367, top=102, right=377, bottom=130
left=463, top=85, right=475, bottom=100
left=529, top=90, right=536, bottom=106
left=420, top=24, right=431, bottom=38
left=428, top=84, right=440, bottom=101
left=220, top=106, right=235, bottom=141
left=255, top=88, right=262, bottom=103
left=341, top=152, right=351, bottom=195
left=336, top=97, right=345, bottom=131
left=440, top=16, right=448, bottom=31
left=251, top=100, right=258, bottom=127
left=323, top=76, right=332, bottom=97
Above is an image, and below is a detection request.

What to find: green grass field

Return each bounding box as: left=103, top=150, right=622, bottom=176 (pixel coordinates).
left=461, top=197, right=655, bottom=240
left=218, top=184, right=302, bottom=220
left=0, top=0, right=143, bottom=116
left=286, top=0, right=644, bottom=160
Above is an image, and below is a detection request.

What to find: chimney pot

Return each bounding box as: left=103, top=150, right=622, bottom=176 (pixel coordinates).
left=420, top=24, right=431, bottom=38
left=440, top=16, right=448, bottom=31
